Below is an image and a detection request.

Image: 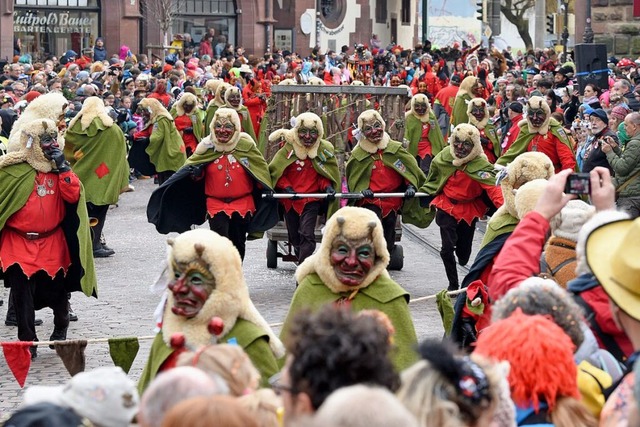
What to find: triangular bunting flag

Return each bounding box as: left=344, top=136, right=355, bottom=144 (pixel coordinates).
left=54, top=340, right=87, bottom=376
left=108, top=337, right=140, bottom=374
left=2, top=341, right=32, bottom=387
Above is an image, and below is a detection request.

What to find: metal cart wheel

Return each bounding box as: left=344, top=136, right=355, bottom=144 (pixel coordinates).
left=388, top=244, right=404, bottom=271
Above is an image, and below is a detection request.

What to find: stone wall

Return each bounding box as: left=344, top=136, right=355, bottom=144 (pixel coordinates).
left=592, top=0, right=640, bottom=57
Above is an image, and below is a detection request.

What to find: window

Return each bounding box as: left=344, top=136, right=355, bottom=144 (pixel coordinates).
left=401, top=0, right=411, bottom=25
left=375, top=0, right=387, bottom=24
left=15, top=0, right=97, bottom=5
left=183, top=0, right=235, bottom=15
left=319, top=0, right=346, bottom=27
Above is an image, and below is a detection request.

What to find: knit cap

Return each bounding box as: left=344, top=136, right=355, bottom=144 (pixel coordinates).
left=611, top=105, right=631, bottom=121
left=550, top=200, right=596, bottom=242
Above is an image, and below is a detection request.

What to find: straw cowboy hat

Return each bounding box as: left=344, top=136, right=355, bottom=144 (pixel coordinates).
left=586, top=217, right=640, bottom=320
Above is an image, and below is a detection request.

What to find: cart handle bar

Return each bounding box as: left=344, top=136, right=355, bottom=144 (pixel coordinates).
left=262, top=192, right=431, bottom=199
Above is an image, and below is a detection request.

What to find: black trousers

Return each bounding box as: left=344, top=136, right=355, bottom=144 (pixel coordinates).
left=361, top=204, right=397, bottom=255
left=208, top=212, right=251, bottom=260
left=4, top=265, right=68, bottom=342
left=417, top=154, right=433, bottom=176
left=87, top=203, right=109, bottom=251
left=284, top=201, right=320, bottom=263
left=157, top=171, right=175, bottom=186
left=435, top=209, right=476, bottom=289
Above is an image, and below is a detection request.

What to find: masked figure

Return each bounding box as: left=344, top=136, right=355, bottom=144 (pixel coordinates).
left=403, top=93, right=446, bottom=174
left=447, top=152, right=554, bottom=349
left=204, top=82, right=230, bottom=137
left=172, top=93, right=205, bottom=157
left=420, top=123, right=504, bottom=292
left=451, top=76, right=485, bottom=126
left=224, top=86, right=257, bottom=143
left=0, top=119, right=96, bottom=359
left=467, top=98, right=501, bottom=163
left=268, top=112, right=340, bottom=263
left=346, top=110, right=429, bottom=261
left=6, top=93, right=69, bottom=151
left=64, top=97, right=130, bottom=257
left=280, top=206, right=418, bottom=371
left=147, top=108, right=277, bottom=260
left=497, top=96, right=576, bottom=173
left=130, top=98, right=186, bottom=184
left=138, top=229, right=284, bottom=393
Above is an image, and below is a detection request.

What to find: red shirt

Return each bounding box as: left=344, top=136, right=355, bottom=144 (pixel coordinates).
left=435, top=85, right=460, bottom=116
left=133, top=126, right=152, bottom=140
left=204, top=154, right=255, bottom=218
left=417, top=122, right=432, bottom=158
left=0, top=171, right=80, bottom=277
left=431, top=170, right=503, bottom=225
left=356, top=151, right=404, bottom=217
left=527, top=132, right=576, bottom=173
left=479, top=129, right=498, bottom=163
left=174, top=114, right=199, bottom=154
left=276, top=159, right=330, bottom=214
left=502, top=114, right=523, bottom=153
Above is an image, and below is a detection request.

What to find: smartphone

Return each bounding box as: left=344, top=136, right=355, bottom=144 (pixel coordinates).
left=564, top=173, right=591, bottom=195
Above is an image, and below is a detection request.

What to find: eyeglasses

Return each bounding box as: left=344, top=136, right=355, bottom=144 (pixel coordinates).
left=269, top=372, right=296, bottom=396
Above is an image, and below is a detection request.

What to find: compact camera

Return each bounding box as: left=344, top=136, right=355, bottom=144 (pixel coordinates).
left=564, top=173, right=591, bottom=195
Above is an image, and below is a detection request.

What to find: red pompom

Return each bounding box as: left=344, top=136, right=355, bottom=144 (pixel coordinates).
left=169, top=333, right=186, bottom=350
left=208, top=317, right=224, bottom=336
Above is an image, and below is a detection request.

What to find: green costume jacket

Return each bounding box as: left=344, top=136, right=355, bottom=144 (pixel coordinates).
left=64, top=118, right=130, bottom=206
left=147, top=135, right=278, bottom=234
left=496, top=119, right=573, bottom=168
left=481, top=122, right=502, bottom=159
left=280, top=273, right=419, bottom=372
left=420, top=149, right=500, bottom=227
left=171, top=107, right=206, bottom=143
left=404, top=111, right=446, bottom=158
left=451, top=94, right=472, bottom=127
left=147, top=116, right=186, bottom=173
left=346, top=140, right=430, bottom=228
left=0, top=163, right=97, bottom=297
left=269, top=140, right=341, bottom=218
left=138, top=318, right=280, bottom=394
left=481, top=212, right=518, bottom=248
left=203, top=104, right=220, bottom=137
left=235, top=106, right=257, bottom=143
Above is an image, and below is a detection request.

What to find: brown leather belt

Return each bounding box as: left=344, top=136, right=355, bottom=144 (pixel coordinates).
left=6, top=226, right=59, bottom=240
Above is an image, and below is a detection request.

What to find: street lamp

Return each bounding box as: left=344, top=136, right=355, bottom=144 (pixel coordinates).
left=560, top=1, right=569, bottom=58
left=583, top=0, right=594, bottom=43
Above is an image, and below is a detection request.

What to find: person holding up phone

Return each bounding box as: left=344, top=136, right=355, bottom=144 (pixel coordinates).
left=581, top=108, right=617, bottom=175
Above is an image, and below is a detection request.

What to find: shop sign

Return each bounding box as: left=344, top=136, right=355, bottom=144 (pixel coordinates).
left=13, top=11, right=95, bottom=33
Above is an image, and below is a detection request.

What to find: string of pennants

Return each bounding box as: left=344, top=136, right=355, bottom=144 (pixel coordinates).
left=0, top=288, right=465, bottom=388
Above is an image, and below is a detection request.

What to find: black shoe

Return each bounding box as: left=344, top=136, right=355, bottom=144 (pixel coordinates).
left=93, top=247, right=115, bottom=258
left=49, top=327, right=67, bottom=349
left=5, top=317, right=43, bottom=327
left=68, top=305, right=78, bottom=322
left=101, top=243, right=114, bottom=252
left=447, top=283, right=459, bottom=293
left=30, top=346, right=37, bottom=360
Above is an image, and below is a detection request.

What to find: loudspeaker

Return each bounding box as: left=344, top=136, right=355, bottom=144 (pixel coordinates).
left=574, top=43, right=609, bottom=92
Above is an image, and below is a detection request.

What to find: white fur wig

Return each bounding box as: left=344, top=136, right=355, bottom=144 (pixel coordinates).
left=307, top=76, right=325, bottom=85
left=351, top=80, right=365, bottom=86
left=161, top=229, right=284, bottom=357
left=575, top=210, right=630, bottom=276
left=204, top=79, right=222, bottom=95
left=456, top=75, right=480, bottom=98
left=406, top=93, right=431, bottom=123
left=514, top=179, right=548, bottom=220
left=196, top=107, right=242, bottom=154
left=523, top=96, right=552, bottom=135
left=466, top=97, right=489, bottom=129
left=295, top=206, right=390, bottom=294
left=68, top=96, right=114, bottom=131
left=0, top=118, right=59, bottom=172
left=139, top=97, right=174, bottom=124
left=448, top=123, right=484, bottom=166
left=268, top=112, right=324, bottom=160
left=224, top=86, right=243, bottom=110
left=7, top=92, right=68, bottom=153
left=549, top=200, right=596, bottom=242
left=355, top=109, right=390, bottom=154
left=213, top=82, right=232, bottom=107
left=278, top=79, right=298, bottom=86
left=497, top=152, right=554, bottom=218
left=174, top=92, right=199, bottom=117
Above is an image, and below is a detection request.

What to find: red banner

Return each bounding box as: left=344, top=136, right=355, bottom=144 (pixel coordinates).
left=635, top=0, right=640, bottom=17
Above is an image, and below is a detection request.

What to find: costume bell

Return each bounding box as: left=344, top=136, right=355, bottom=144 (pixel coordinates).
left=269, top=112, right=340, bottom=263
